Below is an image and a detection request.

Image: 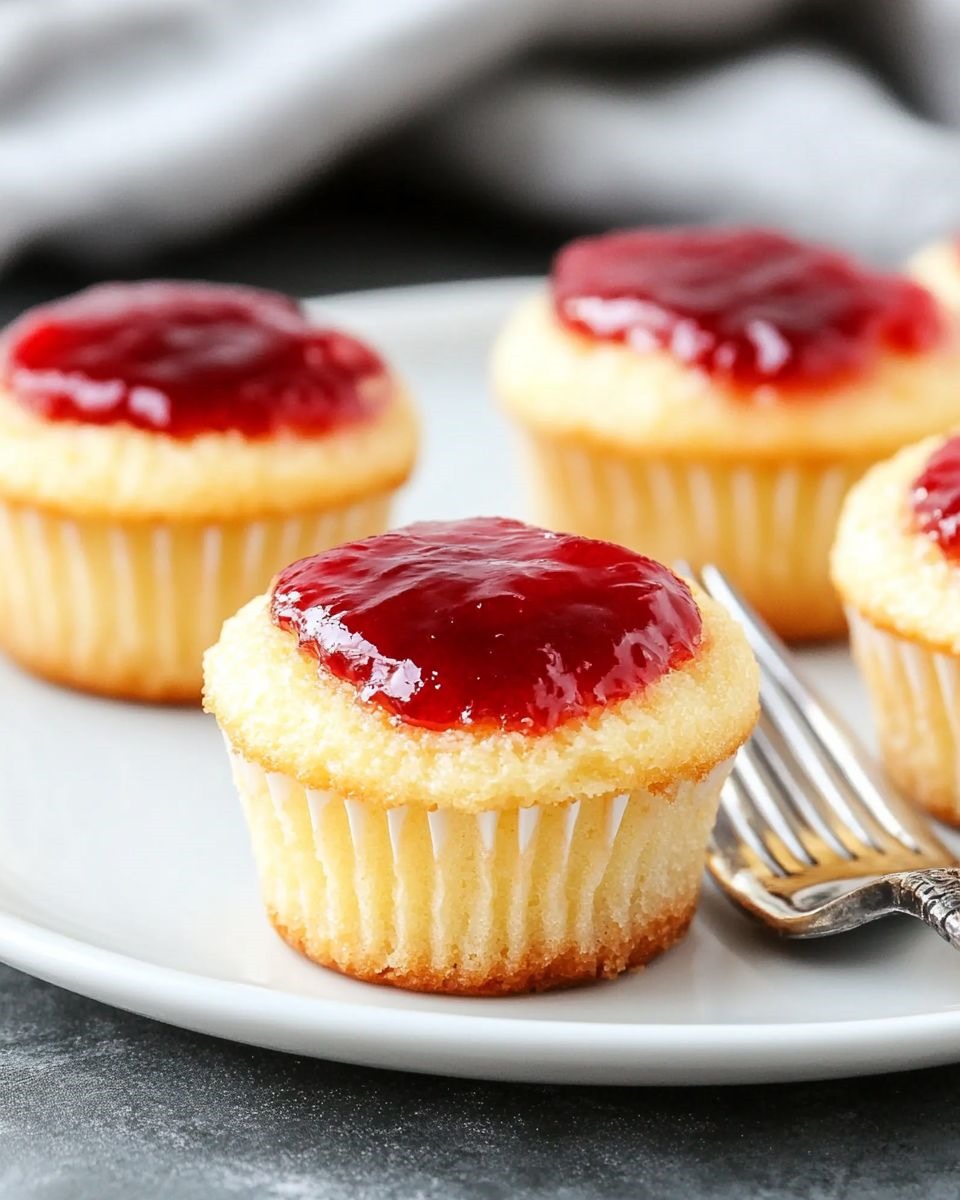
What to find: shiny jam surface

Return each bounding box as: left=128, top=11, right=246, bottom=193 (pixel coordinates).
left=912, top=435, right=960, bottom=557
left=552, top=228, right=942, bottom=389
left=3, top=281, right=388, bottom=437
left=271, top=517, right=703, bottom=734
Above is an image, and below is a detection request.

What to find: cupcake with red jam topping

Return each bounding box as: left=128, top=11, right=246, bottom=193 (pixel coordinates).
left=203, top=517, right=758, bottom=995
left=832, top=432, right=960, bottom=825
left=0, top=281, right=417, bottom=700
left=493, top=227, right=955, bottom=639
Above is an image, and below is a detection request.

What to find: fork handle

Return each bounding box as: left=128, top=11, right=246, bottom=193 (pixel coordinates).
left=891, top=870, right=960, bottom=950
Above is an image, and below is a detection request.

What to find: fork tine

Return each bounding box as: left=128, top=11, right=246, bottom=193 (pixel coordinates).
left=735, top=738, right=816, bottom=869
left=710, top=801, right=781, bottom=886
left=716, top=771, right=791, bottom=878
left=754, top=674, right=904, bottom=853
left=751, top=716, right=872, bottom=862
left=695, top=563, right=950, bottom=859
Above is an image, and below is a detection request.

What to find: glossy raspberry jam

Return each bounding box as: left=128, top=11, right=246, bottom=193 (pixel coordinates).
left=271, top=517, right=702, bottom=734
left=912, top=436, right=960, bottom=557
left=553, top=228, right=942, bottom=389
left=3, top=281, right=388, bottom=437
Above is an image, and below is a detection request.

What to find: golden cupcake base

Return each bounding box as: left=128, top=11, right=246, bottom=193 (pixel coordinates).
left=0, top=494, right=392, bottom=702
left=270, top=905, right=696, bottom=995
left=228, top=746, right=732, bottom=995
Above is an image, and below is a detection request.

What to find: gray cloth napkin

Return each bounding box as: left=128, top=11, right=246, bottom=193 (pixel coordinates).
left=2, top=0, right=959, bottom=268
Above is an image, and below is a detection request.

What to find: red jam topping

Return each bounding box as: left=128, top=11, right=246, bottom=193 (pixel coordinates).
left=3, top=281, right=388, bottom=437
left=912, top=436, right=960, bottom=557
left=553, top=228, right=942, bottom=389
left=271, top=517, right=702, bottom=734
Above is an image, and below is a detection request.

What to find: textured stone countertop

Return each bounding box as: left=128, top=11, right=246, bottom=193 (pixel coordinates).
left=3, top=964, right=959, bottom=1200
left=2, top=184, right=959, bottom=1200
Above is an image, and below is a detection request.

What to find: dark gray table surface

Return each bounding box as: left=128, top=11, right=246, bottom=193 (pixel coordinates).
left=2, top=182, right=959, bottom=1199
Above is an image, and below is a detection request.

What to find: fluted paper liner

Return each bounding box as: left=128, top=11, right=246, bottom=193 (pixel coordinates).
left=847, top=607, right=960, bottom=825
left=0, top=493, right=392, bottom=700
left=226, top=742, right=734, bottom=994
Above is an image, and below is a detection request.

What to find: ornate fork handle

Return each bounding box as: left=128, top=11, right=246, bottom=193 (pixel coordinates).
left=889, top=870, right=960, bottom=950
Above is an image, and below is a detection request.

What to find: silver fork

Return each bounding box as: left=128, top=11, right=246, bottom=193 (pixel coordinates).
left=685, top=563, right=960, bottom=950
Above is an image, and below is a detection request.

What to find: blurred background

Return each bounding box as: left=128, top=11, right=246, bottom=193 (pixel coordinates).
left=4, top=0, right=960, bottom=316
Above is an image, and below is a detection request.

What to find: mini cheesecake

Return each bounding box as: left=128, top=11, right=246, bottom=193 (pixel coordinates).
left=204, top=516, right=758, bottom=995
left=493, top=227, right=956, bottom=639
left=833, top=433, right=960, bottom=825
left=0, top=281, right=417, bottom=700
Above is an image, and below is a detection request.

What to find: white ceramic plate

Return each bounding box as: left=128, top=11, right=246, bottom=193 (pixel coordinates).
left=3, top=278, right=960, bottom=1087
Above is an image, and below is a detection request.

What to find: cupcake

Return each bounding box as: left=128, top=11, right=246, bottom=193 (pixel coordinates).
left=907, top=238, right=960, bottom=314
left=832, top=432, right=960, bottom=825
left=493, top=227, right=955, bottom=640
left=204, top=516, right=758, bottom=995
left=0, top=281, right=417, bottom=701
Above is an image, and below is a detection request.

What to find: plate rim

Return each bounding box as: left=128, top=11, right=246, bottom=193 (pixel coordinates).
left=4, top=275, right=960, bottom=1086
left=6, top=903, right=960, bottom=1085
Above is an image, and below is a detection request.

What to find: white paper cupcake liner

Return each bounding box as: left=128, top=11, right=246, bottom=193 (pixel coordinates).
left=846, top=607, right=960, bottom=823
left=226, top=742, right=734, bottom=992
left=0, top=492, right=392, bottom=699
